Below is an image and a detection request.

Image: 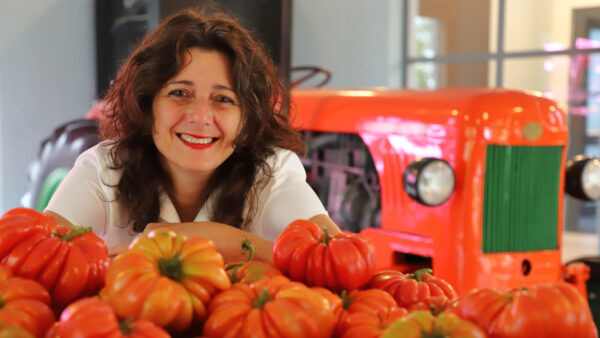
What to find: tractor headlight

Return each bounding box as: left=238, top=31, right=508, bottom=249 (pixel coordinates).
left=566, top=156, right=600, bottom=201
left=404, top=158, right=455, bottom=206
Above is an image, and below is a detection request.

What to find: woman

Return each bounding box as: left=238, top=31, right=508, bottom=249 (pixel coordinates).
left=44, top=9, right=341, bottom=262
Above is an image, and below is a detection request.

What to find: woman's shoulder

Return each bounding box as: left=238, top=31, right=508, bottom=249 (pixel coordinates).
left=74, top=140, right=122, bottom=185
left=263, top=147, right=306, bottom=178
left=77, top=140, right=116, bottom=166
left=268, top=147, right=302, bottom=167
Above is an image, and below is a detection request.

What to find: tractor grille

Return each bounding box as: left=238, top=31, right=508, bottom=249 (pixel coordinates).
left=482, top=145, right=562, bottom=253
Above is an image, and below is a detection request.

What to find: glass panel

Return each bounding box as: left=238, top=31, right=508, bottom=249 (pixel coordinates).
left=505, top=1, right=600, bottom=52
left=407, top=61, right=496, bottom=88
left=503, top=55, right=570, bottom=107
left=504, top=54, right=600, bottom=234
left=407, top=0, right=497, bottom=58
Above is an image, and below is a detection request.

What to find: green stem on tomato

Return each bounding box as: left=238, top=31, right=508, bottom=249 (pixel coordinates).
left=253, top=287, right=271, bottom=309
left=118, top=318, right=134, bottom=335
left=412, top=268, right=433, bottom=281
left=340, top=290, right=353, bottom=310
left=158, top=254, right=184, bottom=281
left=59, top=226, right=92, bottom=242
left=320, top=227, right=331, bottom=246
left=225, top=238, right=255, bottom=271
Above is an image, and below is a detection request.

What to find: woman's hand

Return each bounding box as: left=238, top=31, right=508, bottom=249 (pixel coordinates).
left=136, top=221, right=275, bottom=264
left=107, top=223, right=171, bottom=258
left=108, top=243, right=129, bottom=258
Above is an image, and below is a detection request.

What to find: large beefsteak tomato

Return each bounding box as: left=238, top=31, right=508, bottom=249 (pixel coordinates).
left=203, top=275, right=336, bottom=338
left=452, top=283, right=598, bottom=338
left=0, top=265, right=54, bottom=337
left=336, top=289, right=408, bottom=338
left=273, top=219, right=376, bottom=291
left=0, top=208, right=109, bottom=310
left=367, top=268, right=457, bottom=310
left=47, top=297, right=169, bottom=338
left=101, top=229, right=231, bottom=333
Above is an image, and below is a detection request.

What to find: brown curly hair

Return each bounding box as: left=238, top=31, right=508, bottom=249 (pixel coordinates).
left=100, top=8, right=305, bottom=232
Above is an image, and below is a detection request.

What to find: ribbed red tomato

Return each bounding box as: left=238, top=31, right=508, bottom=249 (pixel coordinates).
left=47, top=297, right=169, bottom=338
left=452, top=283, right=598, bottom=338
left=336, top=289, right=408, bottom=338
left=0, top=265, right=54, bottom=337
left=273, top=219, right=376, bottom=291
left=366, top=268, right=457, bottom=310
left=203, top=276, right=336, bottom=338
left=0, top=208, right=109, bottom=310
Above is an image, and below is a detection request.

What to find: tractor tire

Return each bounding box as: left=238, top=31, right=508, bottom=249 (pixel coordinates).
left=22, top=118, right=100, bottom=211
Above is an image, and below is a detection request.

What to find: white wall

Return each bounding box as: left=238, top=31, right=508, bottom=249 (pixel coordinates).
left=0, top=0, right=96, bottom=213
left=291, top=0, right=401, bottom=88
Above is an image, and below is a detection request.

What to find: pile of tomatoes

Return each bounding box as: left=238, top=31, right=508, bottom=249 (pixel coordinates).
left=0, top=208, right=596, bottom=338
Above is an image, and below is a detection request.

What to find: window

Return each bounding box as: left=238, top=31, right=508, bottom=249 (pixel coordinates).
left=402, top=0, right=600, bottom=234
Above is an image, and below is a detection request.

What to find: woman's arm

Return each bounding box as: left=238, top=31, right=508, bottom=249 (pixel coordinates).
left=108, top=214, right=342, bottom=262
left=308, top=213, right=343, bottom=237
left=44, top=210, right=74, bottom=228
left=111, top=221, right=274, bottom=263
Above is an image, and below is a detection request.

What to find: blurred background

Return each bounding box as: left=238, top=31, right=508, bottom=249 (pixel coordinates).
left=1, top=0, right=599, bottom=261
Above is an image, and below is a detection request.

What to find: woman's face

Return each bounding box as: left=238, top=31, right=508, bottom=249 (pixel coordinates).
left=152, top=48, right=242, bottom=178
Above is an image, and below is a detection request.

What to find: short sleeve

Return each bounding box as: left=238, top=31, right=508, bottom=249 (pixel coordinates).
left=251, top=149, right=328, bottom=241
left=45, top=146, right=109, bottom=237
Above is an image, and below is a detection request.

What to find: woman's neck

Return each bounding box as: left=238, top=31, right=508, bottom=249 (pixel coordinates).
left=164, top=167, right=211, bottom=223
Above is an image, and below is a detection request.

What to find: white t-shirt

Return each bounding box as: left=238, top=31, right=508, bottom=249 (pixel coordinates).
left=45, top=142, right=327, bottom=247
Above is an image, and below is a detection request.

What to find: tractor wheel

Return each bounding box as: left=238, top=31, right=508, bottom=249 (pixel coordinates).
left=22, top=119, right=100, bottom=211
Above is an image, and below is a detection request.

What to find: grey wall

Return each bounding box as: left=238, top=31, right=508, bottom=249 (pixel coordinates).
left=0, top=0, right=96, bottom=213
left=291, top=0, right=402, bottom=88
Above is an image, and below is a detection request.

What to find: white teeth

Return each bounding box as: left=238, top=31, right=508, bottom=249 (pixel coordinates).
left=179, top=134, right=214, bottom=144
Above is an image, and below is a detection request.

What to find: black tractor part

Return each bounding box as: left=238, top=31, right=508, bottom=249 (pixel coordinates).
left=22, top=119, right=100, bottom=211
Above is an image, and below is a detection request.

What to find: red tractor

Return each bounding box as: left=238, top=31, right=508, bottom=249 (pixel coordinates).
left=24, top=87, right=600, bottom=298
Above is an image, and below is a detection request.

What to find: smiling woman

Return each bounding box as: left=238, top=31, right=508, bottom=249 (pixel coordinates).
left=152, top=49, right=241, bottom=182
left=43, top=8, right=341, bottom=263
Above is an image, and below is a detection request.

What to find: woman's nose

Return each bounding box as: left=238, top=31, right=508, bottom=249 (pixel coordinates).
left=187, top=98, right=212, bottom=124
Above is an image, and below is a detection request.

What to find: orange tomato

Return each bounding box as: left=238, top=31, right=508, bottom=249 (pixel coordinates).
left=203, top=276, right=336, bottom=338
left=48, top=297, right=169, bottom=338
left=101, top=229, right=231, bottom=333
left=0, top=269, right=54, bottom=337
left=382, top=310, right=486, bottom=338
left=452, top=283, right=597, bottom=338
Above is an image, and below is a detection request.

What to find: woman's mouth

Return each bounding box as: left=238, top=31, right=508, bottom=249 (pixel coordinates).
left=178, top=133, right=216, bottom=144
left=177, top=133, right=217, bottom=149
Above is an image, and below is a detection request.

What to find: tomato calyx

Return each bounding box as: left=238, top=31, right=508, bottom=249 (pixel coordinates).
left=421, top=331, right=446, bottom=338
left=340, top=290, right=353, bottom=310
left=253, top=287, right=271, bottom=309
left=319, top=227, right=332, bottom=246
left=225, top=239, right=255, bottom=271
left=58, top=226, right=92, bottom=242
left=411, top=268, right=433, bottom=281
left=118, top=318, right=134, bottom=335
left=158, top=254, right=184, bottom=281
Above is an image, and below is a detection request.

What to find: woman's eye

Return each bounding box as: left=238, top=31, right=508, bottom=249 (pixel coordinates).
left=215, top=96, right=234, bottom=104
left=168, top=89, right=187, bottom=97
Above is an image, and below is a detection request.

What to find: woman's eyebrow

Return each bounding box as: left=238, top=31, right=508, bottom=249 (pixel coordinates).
left=214, top=84, right=236, bottom=93
left=164, top=80, right=235, bottom=94
left=165, top=80, right=193, bottom=86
